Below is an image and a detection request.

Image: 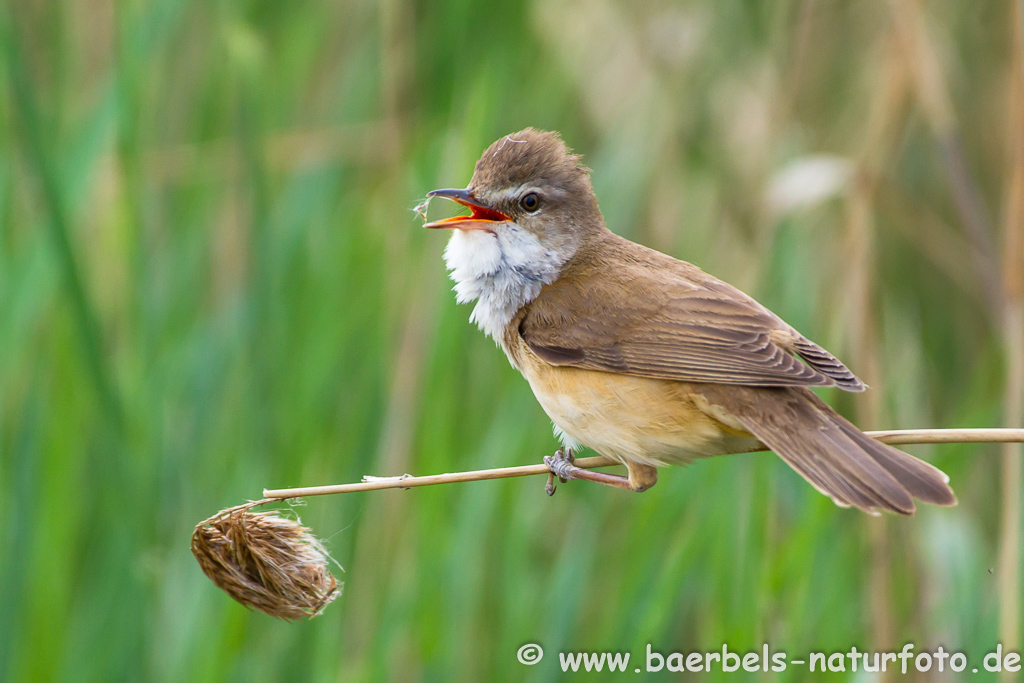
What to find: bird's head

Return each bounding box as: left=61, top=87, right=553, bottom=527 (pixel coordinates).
left=424, top=128, right=602, bottom=262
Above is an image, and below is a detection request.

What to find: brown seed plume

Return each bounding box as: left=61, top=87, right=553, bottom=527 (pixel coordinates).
left=191, top=501, right=341, bottom=620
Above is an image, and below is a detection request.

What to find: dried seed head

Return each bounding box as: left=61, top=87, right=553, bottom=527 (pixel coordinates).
left=412, top=195, right=433, bottom=221
left=191, top=501, right=341, bottom=620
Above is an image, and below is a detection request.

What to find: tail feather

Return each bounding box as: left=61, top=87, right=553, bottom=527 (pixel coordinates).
left=832, top=418, right=957, bottom=507
left=698, top=385, right=956, bottom=515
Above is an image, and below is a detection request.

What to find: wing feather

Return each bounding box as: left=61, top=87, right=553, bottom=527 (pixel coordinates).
left=519, top=234, right=865, bottom=391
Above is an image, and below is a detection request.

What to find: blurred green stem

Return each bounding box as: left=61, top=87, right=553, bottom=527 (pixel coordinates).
left=1, top=14, right=124, bottom=431
left=997, top=0, right=1024, bottom=667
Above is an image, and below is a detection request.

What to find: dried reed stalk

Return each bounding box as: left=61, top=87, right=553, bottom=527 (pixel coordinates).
left=263, top=428, right=1024, bottom=499
left=196, top=428, right=1024, bottom=619
left=998, top=0, right=1024, bottom=663
left=844, top=35, right=909, bottom=654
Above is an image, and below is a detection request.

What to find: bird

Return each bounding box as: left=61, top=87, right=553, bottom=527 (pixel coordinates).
left=422, top=128, right=956, bottom=515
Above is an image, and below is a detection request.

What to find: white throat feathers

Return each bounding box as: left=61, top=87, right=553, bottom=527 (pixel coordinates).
left=443, top=225, right=568, bottom=344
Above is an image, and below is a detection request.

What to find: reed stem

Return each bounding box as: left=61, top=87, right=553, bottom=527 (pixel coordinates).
left=262, top=428, right=1024, bottom=499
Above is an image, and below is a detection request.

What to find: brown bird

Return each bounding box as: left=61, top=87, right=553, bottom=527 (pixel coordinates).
left=423, top=128, right=956, bottom=515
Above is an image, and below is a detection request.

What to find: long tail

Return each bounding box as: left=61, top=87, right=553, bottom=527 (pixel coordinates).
left=698, top=385, right=957, bottom=515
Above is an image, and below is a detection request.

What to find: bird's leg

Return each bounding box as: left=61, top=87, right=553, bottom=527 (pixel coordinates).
left=544, top=448, right=657, bottom=495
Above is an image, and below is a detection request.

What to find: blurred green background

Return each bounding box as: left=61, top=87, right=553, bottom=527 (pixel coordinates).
left=2, top=0, right=1024, bottom=681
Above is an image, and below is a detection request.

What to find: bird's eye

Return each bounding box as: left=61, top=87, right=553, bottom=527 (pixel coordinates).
left=520, top=192, right=541, bottom=213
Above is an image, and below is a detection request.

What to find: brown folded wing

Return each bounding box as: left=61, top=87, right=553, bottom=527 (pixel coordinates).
left=519, top=236, right=865, bottom=391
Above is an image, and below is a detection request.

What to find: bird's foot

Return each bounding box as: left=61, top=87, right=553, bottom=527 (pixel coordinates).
left=542, top=448, right=656, bottom=495
left=545, top=448, right=575, bottom=481
left=544, top=448, right=576, bottom=495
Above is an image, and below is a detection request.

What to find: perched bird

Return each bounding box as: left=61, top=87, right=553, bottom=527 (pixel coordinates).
left=423, top=128, right=956, bottom=515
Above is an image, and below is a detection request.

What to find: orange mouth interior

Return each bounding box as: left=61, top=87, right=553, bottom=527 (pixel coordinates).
left=429, top=203, right=510, bottom=227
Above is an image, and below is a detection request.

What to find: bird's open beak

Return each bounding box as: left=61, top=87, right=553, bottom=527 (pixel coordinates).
left=422, top=188, right=510, bottom=231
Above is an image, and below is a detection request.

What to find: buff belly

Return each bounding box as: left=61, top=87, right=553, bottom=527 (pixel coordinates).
left=512, top=346, right=761, bottom=467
